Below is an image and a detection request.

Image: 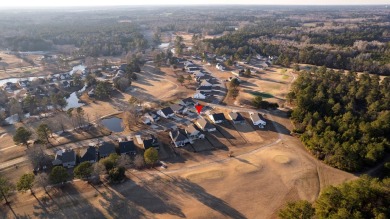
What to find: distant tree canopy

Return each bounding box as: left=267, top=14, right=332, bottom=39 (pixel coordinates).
left=288, top=69, right=390, bottom=171
left=279, top=176, right=390, bottom=219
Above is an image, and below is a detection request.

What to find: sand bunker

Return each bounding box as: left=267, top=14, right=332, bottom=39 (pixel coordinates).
left=186, top=170, right=225, bottom=182
left=273, top=155, right=291, bottom=164
left=234, top=163, right=262, bottom=174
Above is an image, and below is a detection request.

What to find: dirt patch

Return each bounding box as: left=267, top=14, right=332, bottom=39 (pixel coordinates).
left=186, top=169, right=225, bottom=182
left=273, top=155, right=291, bottom=164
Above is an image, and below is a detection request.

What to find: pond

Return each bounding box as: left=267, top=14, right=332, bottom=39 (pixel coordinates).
left=101, top=117, right=124, bottom=132
left=65, top=91, right=85, bottom=110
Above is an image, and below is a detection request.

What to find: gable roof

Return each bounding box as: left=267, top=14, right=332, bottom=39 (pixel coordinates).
left=196, top=117, right=214, bottom=130
left=185, top=124, right=199, bottom=135
left=98, top=142, right=116, bottom=156
left=161, top=107, right=174, bottom=115
left=229, top=112, right=245, bottom=122
left=250, top=113, right=261, bottom=122
left=170, top=129, right=188, bottom=142
left=170, top=104, right=184, bottom=112
left=197, top=86, right=212, bottom=91
left=210, top=113, right=226, bottom=121
left=119, top=141, right=136, bottom=154
left=80, top=146, right=97, bottom=162
left=57, top=149, right=76, bottom=163
left=143, top=136, right=159, bottom=150
left=181, top=97, right=195, bottom=105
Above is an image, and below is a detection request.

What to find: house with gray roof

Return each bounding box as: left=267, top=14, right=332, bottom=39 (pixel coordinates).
left=52, top=149, right=76, bottom=168
left=98, top=142, right=116, bottom=158
left=79, top=146, right=97, bottom=163
left=169, top=129, right=190, bottom=147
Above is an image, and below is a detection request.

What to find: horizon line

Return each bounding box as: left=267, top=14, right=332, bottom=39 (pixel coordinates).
left=0, top=4, right=389, bottom=9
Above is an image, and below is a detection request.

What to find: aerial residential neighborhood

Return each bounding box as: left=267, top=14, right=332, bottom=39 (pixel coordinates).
left=0, top=3, right=389, bottom=219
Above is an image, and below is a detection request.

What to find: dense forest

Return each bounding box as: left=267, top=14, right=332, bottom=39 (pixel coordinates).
left=279, top=176, right=390, bottom=219
left=0, top=10, right=148, bottom=56
left=287, top=68, right=390, bottom=171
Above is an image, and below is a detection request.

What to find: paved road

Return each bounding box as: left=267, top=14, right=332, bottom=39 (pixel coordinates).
left=0, top=157, right=27, bottom=170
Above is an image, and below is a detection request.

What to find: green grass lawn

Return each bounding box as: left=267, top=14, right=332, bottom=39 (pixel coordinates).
left=250, top=91, right=274, bottom=99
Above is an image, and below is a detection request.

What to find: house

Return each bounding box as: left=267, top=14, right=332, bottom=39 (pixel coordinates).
left=169, top=129, right=190, bottom=147
left=195, top=117, right=216, bottom=132
left=216, top=63, right=225, bottom=71
left=98, top=142, right=116, bottom=158
left=170, top=104, right=187, bottom=114
left=119, top=64, right=128, bottom=71
left=195, top=74, right=212, bottom=82
left=193, top=92, right=206, bottom=100
left=142, top=112, right=160, bottom=125
left=157, top=107, right=175, bottom=118
left=187, top=67, right=201, bottom=73
left=209, top=113, right=226, bottom=124
left=119, top=140, right=137, bottom=155
left=250, top=113, right=267, bottom=128
left=196, top=86, right=212, bottom=93
left=52, top=149, right=77, bottom=168
left=185, top=124, right=205, bottom=140
left=193, top=71, right=205, bottom=78
left=179, top=97, right=196, bottom=107
left=18, top=79, right=30, bottom=88
left=228, top=112, right=246, bottom=124
left=62, top=81, right=71, bottom=88
left=142, top=135, right=160, bottom=150
left=79, top=146, right=97, bottom=163
left=200, top=80, right=212, bottom=87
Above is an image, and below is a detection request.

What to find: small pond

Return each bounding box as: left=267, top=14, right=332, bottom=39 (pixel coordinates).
left=101, top=117, right=124, bottom=132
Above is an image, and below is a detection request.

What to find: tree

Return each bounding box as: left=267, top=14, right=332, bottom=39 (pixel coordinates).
left=85, top=74, right=97, bottom=87
left=34, top=173, right=49, bottom=193
left=244, top=68, right=251, bottom=77
left=99, top=153, right=119, bottom=171
left=117, top=154, right=132, bottom=168
left=113, top=77, right=131, bottom=92
left=278, top=200, right=315, bottom=219
left=134, top=154, right=145, bottom=169
left=36, top=123, right=52, bottom=145
left=293, top=64, right=300, bottom=72
left=9, top=98, right=23, bottom=121
left=50, top=93, right=67, bottom=110
left=228, top=87, right=239, bottom=99
left=13, top=126, right=32, bottom=146
left=177, top=75, right=185, bottom=85
left=73, top=74, right=83, bottom=87
left=26, top=146, right=50, bottom=170
left=74, top=162, right=93, bottom=179
left=186, top=75, right=192, bottom=83
left=315, top=176, right=390, bottom=218
left=17, top=173, right=35, bottom=194
left=252, top=96, right=263, bottom=108
left=229, top=78, right=240, bottom=88
left=0, top=175, right=14, bottom=204
left=122, top=107, right=141, bottom=129
left=91, top=162, right=106, bottom=183
left=94, top=81, right=112, bottom=99
left=108, top=166, right=125, bottom=182
left=49, top=166, right=69, bottom=184
left=144, top=148, right=159, bottom=166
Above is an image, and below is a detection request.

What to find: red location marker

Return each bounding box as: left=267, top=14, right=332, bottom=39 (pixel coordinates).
left=195, top=104, right=203, bottom=114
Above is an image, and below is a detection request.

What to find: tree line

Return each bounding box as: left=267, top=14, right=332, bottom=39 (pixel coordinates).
left=288, top=68, right=389, bottom=171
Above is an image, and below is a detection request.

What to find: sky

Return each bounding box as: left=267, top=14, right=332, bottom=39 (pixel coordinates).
left=0, top=0, right=388, bottom=8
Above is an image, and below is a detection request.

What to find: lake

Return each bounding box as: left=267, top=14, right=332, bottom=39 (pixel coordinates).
left=101, top=117, right=124, bottom=132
